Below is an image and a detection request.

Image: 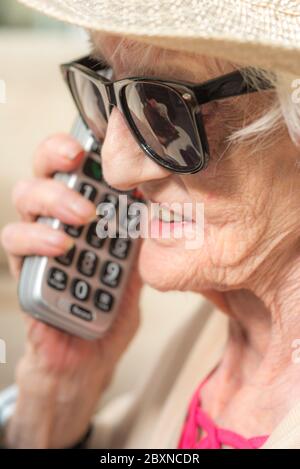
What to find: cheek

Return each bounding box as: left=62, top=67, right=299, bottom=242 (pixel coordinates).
left=137, top=201, right=271, bottom=292
left=205, top=220, right=267, bottom=268
left=138, top=238, right=200, bottom=291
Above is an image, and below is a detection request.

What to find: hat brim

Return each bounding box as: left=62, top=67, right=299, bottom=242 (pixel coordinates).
left=19, top=0, right=300, bottom=76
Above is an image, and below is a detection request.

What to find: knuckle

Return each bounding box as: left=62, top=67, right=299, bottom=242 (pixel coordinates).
left=33, top=133, right=66, bottom=161
left=12, top=179, right=32, bottom=207
left=33, top=135, right=55, bottom=161
left=52, top=180, right=71, bottom=201
left=38, top=180, right=66, bottom=214
left=34, top=133, right=84, bottom=175
left=37, top=133, right=62, bottom=152
left=1, top=224, right=15, bottom=249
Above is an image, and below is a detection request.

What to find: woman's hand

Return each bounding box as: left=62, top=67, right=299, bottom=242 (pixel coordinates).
left=1, top=134, right=142, bottom=448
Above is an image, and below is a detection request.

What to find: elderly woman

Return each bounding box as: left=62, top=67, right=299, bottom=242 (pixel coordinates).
left=1, top=0, right=300, bottom=449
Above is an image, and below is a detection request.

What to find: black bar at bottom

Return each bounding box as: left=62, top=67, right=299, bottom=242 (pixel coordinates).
left=0, top=448, right=296, bottom=467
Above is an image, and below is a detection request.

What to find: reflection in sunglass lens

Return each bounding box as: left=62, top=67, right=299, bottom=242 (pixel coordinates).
left=70, top=70, right=107, bottom=140
left=124, top=82, right=203, bottom=171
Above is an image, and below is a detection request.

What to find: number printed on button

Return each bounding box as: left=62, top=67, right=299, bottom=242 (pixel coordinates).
left=71, top=278, right=90, bottom=301
left=101, top=261, right=122, bottom=288
left=79, top=182, right=97, bottom=201
left=77, top=250, right=98, bottom=277
left=109, top=238, right=131, bottom=259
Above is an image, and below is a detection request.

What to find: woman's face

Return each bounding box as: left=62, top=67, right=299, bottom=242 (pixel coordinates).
left=93, top=33, right=300, bottom=294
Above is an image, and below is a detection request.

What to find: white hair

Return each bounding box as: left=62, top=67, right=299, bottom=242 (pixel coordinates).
left=229, top=69, right=300, bottom=148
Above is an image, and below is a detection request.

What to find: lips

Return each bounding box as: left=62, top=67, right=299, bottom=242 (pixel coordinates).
left=136, top=186, right=196, bottom=229
left=156, top=204, right=194, bottom=224
left=157, top=206, right=185, bottom=223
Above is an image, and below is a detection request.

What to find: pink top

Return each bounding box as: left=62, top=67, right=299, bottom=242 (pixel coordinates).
left=177, top=374, right=269, bottom=449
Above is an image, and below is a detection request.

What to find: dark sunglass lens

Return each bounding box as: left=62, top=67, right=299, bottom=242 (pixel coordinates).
left=125, top=82, right=203, bottom=171
left=70, top=70, right=108, bottom=140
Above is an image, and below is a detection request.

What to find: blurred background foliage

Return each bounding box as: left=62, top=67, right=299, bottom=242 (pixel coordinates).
left=0, top=0, right=68, bottom=29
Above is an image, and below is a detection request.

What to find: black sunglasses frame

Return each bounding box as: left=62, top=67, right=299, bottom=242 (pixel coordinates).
left=61, top=55, right=274, bottom=174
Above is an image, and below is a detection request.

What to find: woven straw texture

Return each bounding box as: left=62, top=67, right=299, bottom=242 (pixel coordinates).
left=19, top=0, right=300, bottom=75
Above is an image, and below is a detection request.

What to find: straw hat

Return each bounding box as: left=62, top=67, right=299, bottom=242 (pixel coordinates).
left=19, top=0, right=300, bottom=76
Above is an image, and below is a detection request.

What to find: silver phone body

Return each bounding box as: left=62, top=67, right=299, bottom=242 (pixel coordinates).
left=18, top=119, right=140, bottom=340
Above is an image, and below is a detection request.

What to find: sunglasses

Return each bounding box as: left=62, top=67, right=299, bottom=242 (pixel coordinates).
left=61, top=55, right=274, bottom=174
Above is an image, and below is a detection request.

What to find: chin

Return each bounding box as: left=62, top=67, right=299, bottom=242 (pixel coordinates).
left=138, top=238, right=201, bottom=292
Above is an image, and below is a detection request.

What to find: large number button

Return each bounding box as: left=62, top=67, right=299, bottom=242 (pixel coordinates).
left=77, top=250, right=98, bottom=277
left=47, top=267, right=68, bottom=291
left=109, top=237, right=131, bottom=259
left=55, top=246, right=76, bottom=266
left=94, top=289, right=114, bottom=312
left=86, top=222, right=105, bottom=249
left=64, top=225, right=84, bottom=238
left=70, top=304, right=93, bottom=321
left=83, top=157, right=102, bottom=182
left=79, top=182, right=97, bottom=202
left=100, top=261, right=122, bottom=288
left=71, top=278, right=90, bottom=301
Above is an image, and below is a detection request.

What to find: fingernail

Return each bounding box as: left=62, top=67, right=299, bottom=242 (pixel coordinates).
left=69, top=198, right=97, bottom=221
left=46, top=230, right=74, bottom=248
left=59, top=141, right=84, bottom=160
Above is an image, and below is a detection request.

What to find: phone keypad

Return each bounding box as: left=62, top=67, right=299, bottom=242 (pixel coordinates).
left=47, top=267, right=68, bottom=291
left=94, top=289, right=114, bottom=312
left=77, top=250, right=98, bottom=277
left=55, top=246, right=76, bottom=266
left=100, top=261, right=122, bottom=288
left=86, top=222, right=105, bottom=249
left=109, top=237, right=131, bottom=259
left=64, top=225, right=84, bottom=238
left=79, top=182, right=97, bottom=202
left=71, top=278, right=90, bottom=301
left=70, top=304, right=93, bottom=321
left=44, top=150, right=144, bottom=335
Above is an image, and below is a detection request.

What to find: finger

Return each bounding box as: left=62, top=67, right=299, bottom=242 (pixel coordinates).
left=33, top=133, right=85, bottom=178
left=1, top=222, right=74, bottom=258
left=7, top=254, right=23, bottom=280
left=12, top=178, right=96, bottom=225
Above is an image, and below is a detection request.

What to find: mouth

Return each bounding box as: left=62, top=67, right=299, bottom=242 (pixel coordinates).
left=156, top=205, right=193, bottom=224
left=132, top=188, right=203, bottom=248
left=145, top=200, right=196, bottom=246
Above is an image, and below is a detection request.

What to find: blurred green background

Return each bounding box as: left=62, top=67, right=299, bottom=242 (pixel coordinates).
left=0, top=0, right=67, bottom=29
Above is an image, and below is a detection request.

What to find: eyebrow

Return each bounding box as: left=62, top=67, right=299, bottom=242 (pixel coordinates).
left=90, top=43, right=199, bottom=82
left=90, top=48, right=159, bottom=78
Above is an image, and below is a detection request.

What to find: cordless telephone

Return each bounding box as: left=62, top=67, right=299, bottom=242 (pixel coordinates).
left=18, top=118, right=143, bottom=340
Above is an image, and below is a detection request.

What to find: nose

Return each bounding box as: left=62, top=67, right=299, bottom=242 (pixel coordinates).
left=101, top=107, right=170, bottom=191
